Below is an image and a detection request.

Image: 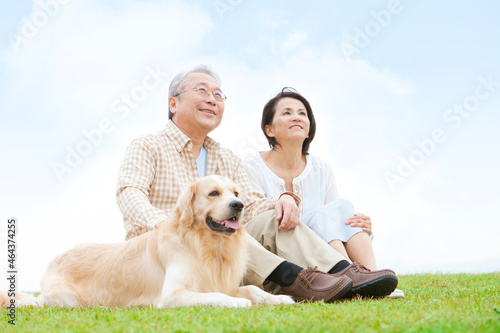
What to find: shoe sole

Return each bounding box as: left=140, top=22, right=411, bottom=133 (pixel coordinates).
left=325, top=279, right=353, bottom=302
left=346, top=275, right=398, bottom=299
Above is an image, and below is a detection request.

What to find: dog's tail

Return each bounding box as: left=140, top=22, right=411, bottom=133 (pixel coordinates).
left=0, top=290, right=44, bottom=308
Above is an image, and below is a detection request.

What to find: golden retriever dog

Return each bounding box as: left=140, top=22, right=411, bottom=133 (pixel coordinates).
left=1, top=175, right=293, bottom=308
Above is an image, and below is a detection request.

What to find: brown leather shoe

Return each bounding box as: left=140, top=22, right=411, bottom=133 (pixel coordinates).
left=281, top=267, right=352, bottom=302
left=331, top=262, right=398, bottom=298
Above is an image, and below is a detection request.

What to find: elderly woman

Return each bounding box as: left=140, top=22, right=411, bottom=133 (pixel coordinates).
left=243, top=88, right=403, bottom=299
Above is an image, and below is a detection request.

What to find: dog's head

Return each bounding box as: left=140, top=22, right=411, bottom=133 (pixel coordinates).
left=174, top=175, right=245, bottom=235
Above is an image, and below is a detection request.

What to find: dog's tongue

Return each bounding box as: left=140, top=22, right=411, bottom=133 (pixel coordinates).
left=223, top=220, right=241, bottom=230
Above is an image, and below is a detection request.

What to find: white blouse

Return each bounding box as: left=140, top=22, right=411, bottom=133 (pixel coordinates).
left=242, top=153, right=340, bottom=215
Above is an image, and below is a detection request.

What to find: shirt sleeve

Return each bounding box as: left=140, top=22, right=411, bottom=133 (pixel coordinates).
left=116, top=138, right=169, bottom=236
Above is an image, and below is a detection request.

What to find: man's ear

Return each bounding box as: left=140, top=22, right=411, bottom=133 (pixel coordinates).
left=169, top=96, right=178, bottom=117
left=174, top=182, right=196, bottom=227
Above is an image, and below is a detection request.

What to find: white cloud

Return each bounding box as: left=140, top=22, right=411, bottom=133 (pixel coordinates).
left=282, top=30, right=308, bottom=49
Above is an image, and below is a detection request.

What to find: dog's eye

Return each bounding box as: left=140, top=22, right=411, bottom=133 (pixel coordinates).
left=234, top=192, right=239, bottom=197
left=209, top=190, right=219, bottom=197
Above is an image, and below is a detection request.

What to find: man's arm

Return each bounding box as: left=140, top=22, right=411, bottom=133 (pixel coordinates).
left=116, top=138, right=169, bottom=238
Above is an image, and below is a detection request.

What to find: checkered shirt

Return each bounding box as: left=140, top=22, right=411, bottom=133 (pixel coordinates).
left=117, top=121, right=294, bottom=240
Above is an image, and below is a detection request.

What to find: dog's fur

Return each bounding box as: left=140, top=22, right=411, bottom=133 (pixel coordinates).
left=1, top=175, right=293, bottom=308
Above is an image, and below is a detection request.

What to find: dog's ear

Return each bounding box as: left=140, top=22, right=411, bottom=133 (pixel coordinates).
left=175, top=182, right=196, bottom=227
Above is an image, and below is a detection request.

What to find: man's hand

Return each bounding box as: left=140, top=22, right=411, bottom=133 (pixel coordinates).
left=275, top=194, right=300, bottom=231
left=345, top=213, right=372, bottom=236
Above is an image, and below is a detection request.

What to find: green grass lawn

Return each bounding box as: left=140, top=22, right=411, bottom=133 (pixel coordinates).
left=2, top=273, right=499, bottom=332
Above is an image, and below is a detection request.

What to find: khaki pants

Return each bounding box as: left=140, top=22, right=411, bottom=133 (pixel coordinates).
left=243, top=210, right=346, bottom=292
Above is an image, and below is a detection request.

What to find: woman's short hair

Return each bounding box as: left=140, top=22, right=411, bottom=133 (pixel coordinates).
left=168, top=64, right=221, bottom=120
left=261, top=88, right=316, bottom=155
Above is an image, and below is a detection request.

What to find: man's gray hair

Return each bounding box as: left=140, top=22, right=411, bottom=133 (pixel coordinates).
left=168, top=64, right=222, bottom=120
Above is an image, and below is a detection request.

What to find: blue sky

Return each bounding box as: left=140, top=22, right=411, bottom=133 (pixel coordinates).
left=1, top=0, right=499, bottom=291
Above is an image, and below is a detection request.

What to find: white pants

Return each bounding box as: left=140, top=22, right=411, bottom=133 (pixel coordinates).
left=301, top=199, right=363, bottom=243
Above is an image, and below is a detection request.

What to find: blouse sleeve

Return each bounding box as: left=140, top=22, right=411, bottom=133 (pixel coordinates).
left=242, top=157, right=267, bottom=195
left=324, top=161, right=340, bottom=204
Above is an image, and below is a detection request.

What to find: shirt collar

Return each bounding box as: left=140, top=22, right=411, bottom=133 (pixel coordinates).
left=165, top=121, right=220, bottom=153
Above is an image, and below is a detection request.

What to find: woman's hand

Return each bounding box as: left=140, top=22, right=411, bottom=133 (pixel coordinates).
left=275, top=194, right=300, bottom=231
left=346, top=213, right=372, bottom=236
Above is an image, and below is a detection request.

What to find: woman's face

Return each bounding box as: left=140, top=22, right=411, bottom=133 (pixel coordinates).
left=265, top=97, right=310, bottom=146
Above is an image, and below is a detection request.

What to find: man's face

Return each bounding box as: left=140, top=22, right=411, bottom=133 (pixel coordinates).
left=169, top=72, right=225, bottom=135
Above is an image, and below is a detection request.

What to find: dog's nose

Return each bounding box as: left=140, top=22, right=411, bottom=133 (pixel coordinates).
left=229, top=200, right=244, bottom=211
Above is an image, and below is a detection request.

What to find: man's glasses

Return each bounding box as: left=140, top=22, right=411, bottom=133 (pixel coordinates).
left=176, top=87, right=227, bottom=102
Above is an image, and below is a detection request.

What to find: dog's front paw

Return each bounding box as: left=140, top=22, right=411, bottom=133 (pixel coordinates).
left=219, top=297, right=252, bottom=308
left=263, top=294, right=295, bottom=305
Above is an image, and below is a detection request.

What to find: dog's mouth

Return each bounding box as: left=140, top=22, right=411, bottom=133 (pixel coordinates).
left=206, top=215, right=241, bottom=234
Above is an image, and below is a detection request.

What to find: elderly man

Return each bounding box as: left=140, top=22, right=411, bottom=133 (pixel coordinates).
left=116, top=65, right=397, bottom=302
